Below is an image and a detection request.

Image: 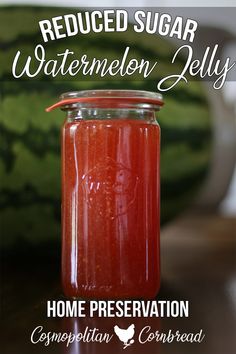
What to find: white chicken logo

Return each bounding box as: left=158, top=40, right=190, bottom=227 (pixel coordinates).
left=114, top=324, right=135, bottom=349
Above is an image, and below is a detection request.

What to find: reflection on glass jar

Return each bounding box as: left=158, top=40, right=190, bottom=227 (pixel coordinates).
left=47, top=90, right=164, bottom=299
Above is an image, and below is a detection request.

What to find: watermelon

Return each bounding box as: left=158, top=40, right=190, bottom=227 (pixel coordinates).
left=0, top=6, right=211, bottom=249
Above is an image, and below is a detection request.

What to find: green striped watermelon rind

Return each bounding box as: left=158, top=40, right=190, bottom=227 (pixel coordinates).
left=0, top=6, right=211, bottom=248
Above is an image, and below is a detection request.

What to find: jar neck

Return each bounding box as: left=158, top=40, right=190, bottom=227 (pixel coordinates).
left=66, top=108, right=157, bottom=123
left=46, top=90, right=164, bottom=114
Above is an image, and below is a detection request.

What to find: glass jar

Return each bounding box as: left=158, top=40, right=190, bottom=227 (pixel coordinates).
left=47, top=90, right=164, bottom=299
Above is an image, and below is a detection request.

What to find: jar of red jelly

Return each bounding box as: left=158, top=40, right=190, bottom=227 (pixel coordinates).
left=47, top=90, right=164, bottom=299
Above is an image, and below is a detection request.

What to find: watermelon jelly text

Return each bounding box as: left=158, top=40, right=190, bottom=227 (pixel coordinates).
left=12, top=44, right=235, bottom=91
left=11, top=9, right=235, bottom=90
left=46, top=90, right=164, bottom=299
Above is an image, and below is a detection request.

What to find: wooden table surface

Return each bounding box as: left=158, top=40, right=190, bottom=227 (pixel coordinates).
left=1, top=211, right=236, bottom=354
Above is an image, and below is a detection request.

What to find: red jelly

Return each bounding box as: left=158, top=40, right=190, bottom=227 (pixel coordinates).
left=47, top=90, right=164, bottom=299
